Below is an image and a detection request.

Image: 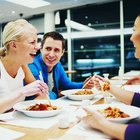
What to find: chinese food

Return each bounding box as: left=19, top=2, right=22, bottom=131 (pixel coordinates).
left=25, top=103, right=59, bottom=111
left=73, top=89, right=93, bottom=95
left=98, top=107, right=130, bottom=118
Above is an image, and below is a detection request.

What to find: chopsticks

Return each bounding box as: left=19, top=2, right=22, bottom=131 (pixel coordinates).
left=120, top=82, right=127, bottom=89
left=46, top=93, right=52, bottom=106
left=82, top=76, right=93, bottom=89
left=39, top=71, right=52, bottom=106
left=98, top=80, right=104, bottom=92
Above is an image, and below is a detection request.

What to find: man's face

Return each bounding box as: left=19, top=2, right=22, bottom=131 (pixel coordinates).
left=41, top=37, right=64, bottom=72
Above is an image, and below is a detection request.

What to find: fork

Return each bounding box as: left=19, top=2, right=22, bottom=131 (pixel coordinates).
left=39, top=71, right=52, bottom=106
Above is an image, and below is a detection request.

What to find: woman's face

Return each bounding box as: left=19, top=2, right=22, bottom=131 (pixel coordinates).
left=130, top=16, right=140, bottom=58
left=14, top=30, right=38, bottom=64
left=41, top=37, right=64, bottom=72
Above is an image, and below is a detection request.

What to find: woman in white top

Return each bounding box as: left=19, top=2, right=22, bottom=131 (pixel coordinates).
left=0, top=19, right=48, bottom=113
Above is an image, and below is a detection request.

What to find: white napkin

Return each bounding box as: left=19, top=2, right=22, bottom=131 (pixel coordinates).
left=66, top=121, right=111, bottom=139
left=0, top=127, right=25, bottom=140
left=0, top=111, right=57, bottom=129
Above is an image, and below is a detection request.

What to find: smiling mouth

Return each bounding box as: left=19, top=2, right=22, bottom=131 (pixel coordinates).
left=30, top=52, right=36, bottom=57
left=46, top=57, right=56, bottom=62
left=47, top=59, right=55, bottom=63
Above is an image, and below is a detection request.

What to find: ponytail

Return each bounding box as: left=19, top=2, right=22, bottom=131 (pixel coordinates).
left=0, top=47, right=6, bottom=57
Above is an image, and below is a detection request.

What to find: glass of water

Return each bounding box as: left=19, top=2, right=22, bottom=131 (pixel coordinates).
left=104, top=91, right=112, bottom=104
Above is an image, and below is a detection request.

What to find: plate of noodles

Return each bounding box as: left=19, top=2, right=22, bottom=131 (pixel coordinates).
left=86, top=104, right=140, bottom=123
left=13, top=100, right=63, bottom=118
left=61, top=89, right=98, bottom=100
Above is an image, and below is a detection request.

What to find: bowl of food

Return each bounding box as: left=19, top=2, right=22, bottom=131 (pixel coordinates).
left=13, top=100, right=62, bottom=118
left=61, top=89, right=97, bottom=100
left=87, top=104, right=140, bottom=123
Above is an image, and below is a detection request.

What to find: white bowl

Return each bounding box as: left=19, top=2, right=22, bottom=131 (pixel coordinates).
left=13, top=100, right=63, bottom=118
left=87, top=104, right=140, bottom=123
left=61, top=89, right=98, bottom=101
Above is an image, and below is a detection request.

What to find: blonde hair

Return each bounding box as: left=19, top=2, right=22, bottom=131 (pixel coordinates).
left=0, top=19, right=37, bottom=56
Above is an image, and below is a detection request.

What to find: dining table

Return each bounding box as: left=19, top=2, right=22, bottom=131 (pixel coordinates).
left=1, top=70, right=140, bottom=140
left=0, top=94, right=108, bottom=140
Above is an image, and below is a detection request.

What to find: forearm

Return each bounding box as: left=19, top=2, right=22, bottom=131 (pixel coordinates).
left=22, top=65, right=36, bottom=84
left=108, top=85, right=134, bottom=105
left=99, top=120, right=127, bottom=140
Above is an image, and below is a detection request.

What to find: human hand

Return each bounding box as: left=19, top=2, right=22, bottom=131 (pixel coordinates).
left=92, top=75, right=109, bottom=90
left=19, top=80, right=48, bottom=97
left=125, top=76, right=140, bottom=85
left=83, top=76, right=94, bottom=89
left=81, top=107, right=107, bottom=130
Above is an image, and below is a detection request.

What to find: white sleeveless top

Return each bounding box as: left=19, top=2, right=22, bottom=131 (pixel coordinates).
left=0, top=60, right=25, bottom=97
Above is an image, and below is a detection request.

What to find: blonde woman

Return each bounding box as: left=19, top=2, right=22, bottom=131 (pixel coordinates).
left=0, top=19, right=48, bottom=113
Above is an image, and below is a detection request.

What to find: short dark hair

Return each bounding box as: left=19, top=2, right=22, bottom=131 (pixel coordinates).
left=41, top=31, right=65, bottom=50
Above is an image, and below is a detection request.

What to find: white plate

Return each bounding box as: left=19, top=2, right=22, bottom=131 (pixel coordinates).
left=87, top=104, right=140, bottom=123
left=13, top=100, right=63, bottom=118
left=61, top=89, right=98, bottom=101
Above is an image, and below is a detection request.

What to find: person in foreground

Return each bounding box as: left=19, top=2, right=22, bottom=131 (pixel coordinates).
left=81, top=14, right=140, bottom=140
left=28, top=31, right=93, bottom=99
left=0, top=19, right=48, bottom=113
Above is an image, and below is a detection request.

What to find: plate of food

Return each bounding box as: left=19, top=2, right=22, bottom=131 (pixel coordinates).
left=13, top=100, right=63, bottom=118
left=61, top=89, right=98, bottom=101
left=86, top=104, right=140, bottom=123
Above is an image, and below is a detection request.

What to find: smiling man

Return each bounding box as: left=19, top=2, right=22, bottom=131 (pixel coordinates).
left=28, top=31, right=94, bottom=99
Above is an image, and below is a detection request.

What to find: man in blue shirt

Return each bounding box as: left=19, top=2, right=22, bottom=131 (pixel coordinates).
left=28, top=31, right=93, bottom=99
